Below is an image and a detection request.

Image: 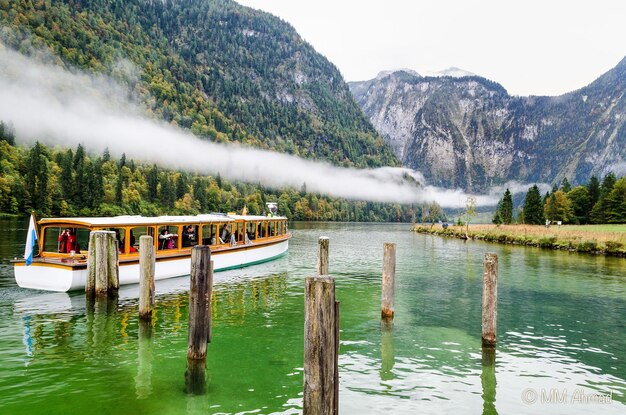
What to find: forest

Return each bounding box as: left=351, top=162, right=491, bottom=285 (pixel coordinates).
left=492, top=176, right=626, bottom=225
left=0, top=129, right=418, bottom=222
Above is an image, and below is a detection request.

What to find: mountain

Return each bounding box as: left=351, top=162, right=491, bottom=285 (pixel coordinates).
left=349, top=60, right=626, bottom=190
left=0, top=0, right=397, bottom=168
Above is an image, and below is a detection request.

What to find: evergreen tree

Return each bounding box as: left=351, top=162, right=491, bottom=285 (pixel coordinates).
left=73, top=144, right=86, bottom=208
left=604, top=177, right=626, bottom=223
left=0, top=121, right=15, bottom=145
left=560, top=177, right=572, bottom=193
left=587, top=176, right=600, bottom=207
left=146, top=164, right=159, bottom=202
left=600, top=172, right=617, bottom=197
left=176, top=173, right=189, bottom=200
left=494, top=189, right=514, bottom=224
left=60, top=149, right=74, bottom=202
left=567, top=186, right=591, bottom=224
left=523, top=185, right=543, bottom=224
left=25, top=142, right=49, bottom=212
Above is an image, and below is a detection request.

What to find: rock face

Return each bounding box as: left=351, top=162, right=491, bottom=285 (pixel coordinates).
left=349, top=60, right=626, bottom=191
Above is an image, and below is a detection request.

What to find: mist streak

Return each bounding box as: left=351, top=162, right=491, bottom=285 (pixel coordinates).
left=0, top=44, right=544, bottom=208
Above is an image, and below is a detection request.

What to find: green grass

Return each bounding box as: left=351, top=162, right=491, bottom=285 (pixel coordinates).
left=555, top=224, right=626, bottom=233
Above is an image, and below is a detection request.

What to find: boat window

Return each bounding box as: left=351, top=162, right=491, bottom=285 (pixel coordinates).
left=158, top=226, right=179, bottom=251
left=43, top=226, right=88, bottom=254
left=218, top=223, right=232, bottom=246
left=128, top=226, right=154, bottom=253
left=107, top=227, right=127, bottom=254
left=246, top=222, right=256, bottom=241
left=181, top=224, right=198, bottom=248
left=277, top=221, right=283, bottom=235
left=258, top=221, right=267, bottom=239
left=234, top=222, right=245, bottom=245
left=268, top=221, right=275, bottom=237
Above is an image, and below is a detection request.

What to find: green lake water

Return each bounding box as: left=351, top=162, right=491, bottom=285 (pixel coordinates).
left=0, top=218, right=625, bottom=414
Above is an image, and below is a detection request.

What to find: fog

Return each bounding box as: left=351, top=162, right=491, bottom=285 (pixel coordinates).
left=0, top=44, right=546, bottom=208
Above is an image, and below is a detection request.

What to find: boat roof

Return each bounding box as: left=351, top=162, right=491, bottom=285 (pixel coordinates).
left=38, top=213, right=287, bottom=227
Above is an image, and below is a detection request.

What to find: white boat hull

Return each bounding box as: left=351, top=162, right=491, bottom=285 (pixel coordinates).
left=15, top=240, right=289, bottom=292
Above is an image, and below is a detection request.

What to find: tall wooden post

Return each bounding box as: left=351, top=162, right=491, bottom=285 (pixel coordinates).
left=304, top=276, right=337, bottom=415
left=86, top=232, right=96, bottom=296
left=139, top=236, right=156, bottom=321
left=482, top=253, right=498, bottom=347
left=381, top=242, right=396, bottom=319
left=187, top=245, right=212, bottom=360
left=106, top=231, right=119, bottom=295
left=317, top=237, right=329, bottom=275
left=95, top=232, right=108, bottom=296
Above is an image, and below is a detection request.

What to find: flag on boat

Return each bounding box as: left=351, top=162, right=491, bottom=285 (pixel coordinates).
left=24, top=214, right=38, bottom=266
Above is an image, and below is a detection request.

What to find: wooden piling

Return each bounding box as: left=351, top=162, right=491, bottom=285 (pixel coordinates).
left=107, top=231, right=119, bottom=295
left=86, top=231, right=96, bottom=296
left=139, top=236, right=156, bottom=321
left=304, top=276, right=337, bottom=415
left=482, top=252, right=498, bottom=347
left=187, top=245, right=212, bottom=361
left=381, top=242, right=396, bottom=319
left=95, top=232, right=109, bottom=296
left=317, top=237, right=329, bottom=275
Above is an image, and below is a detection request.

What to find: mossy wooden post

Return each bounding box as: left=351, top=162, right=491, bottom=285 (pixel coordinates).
left=94, top=232, right=109, bottom=296
left=187, top=245, right=211, bottom=360
left=482, top=253, right=498, bottom=347
left=381, top=242, right=396, bottom=319
left=139, top=236, right=156, bottom=321
left=304, top=276, right=337, bottom=415
left=317, top=237, right=329, bottom=276
left=106, top=231, right=119, bottom=296
left=86, top=231, right=96, bottom=296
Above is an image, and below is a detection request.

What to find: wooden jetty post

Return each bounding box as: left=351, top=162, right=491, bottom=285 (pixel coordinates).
left=304, top=276, right=338, bottom=415
left=482, top=252, right=498, bottom=347
left=185, top=245, right=212, bottom=395
left=86, top=232, right=96, bottom=296
left=86, top=230, right=119, bottom=297
left=107, top=232, right=119, bottom=295
left=187, top=245, right=212, bottom=360
left=381, top=242, right=396, bottom=319
left=139, top=236, right=156, bottom=321
left=317, top=237, right=329, bottom=275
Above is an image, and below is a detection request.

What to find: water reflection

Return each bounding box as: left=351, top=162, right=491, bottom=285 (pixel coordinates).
left=135, top=320, right=153, bottom=399
left=481, top=347, right=497, bottom=415
left=380, top=320, right=395, bottom=381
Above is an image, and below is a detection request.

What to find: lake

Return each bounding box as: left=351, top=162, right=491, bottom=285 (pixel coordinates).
left=0, top=218, right=624, bottom=414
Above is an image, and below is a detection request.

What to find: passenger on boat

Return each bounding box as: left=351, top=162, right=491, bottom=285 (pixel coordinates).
left=221, top=226, right=231, bottom=244
left=159, top=229, right=177, bottom=250
left=182, top=225, right=196, bottom=247
left=58, top=228, right=80, bottom=254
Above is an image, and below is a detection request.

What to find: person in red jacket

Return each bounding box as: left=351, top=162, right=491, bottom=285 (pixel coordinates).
left=58, top=228, right=79, bottom=254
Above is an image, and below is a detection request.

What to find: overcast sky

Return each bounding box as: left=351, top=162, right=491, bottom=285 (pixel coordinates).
left=236, top=0, right=626, bottom=96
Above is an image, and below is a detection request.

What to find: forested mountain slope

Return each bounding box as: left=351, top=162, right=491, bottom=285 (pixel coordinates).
left=0, top=0, right=397, bottom=167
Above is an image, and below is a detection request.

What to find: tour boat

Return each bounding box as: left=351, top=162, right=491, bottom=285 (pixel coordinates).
left=13, top=211, right=290, bottom=292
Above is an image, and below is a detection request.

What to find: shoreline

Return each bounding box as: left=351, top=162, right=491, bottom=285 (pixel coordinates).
left=413, top=224, right=626, bottom=258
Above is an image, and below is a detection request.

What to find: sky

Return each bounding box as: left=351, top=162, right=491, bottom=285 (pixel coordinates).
left=236, top=0, right=626, bottom=96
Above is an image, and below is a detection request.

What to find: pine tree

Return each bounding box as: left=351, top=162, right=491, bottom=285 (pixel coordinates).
left=567, top=186, right=590, bottom=224
left=146, top=164, right=159, bottom=202
left=523, top=185, right=543, bottom=224
left=560, top=177, right=572, bottom=193
left=496, top=188, right=514, bottom=224
left=587, top=176, right=600, bottom=207
left=26, top=142, right=49, bottom=212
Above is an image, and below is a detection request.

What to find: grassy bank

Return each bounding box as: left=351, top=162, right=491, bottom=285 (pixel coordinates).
left=413, top=223, right=626, bottom=257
